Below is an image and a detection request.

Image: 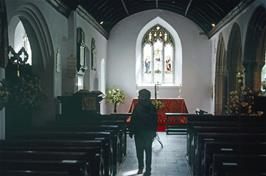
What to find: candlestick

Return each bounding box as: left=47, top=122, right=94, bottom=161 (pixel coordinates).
left=155, top=84, right=157, bottom=100
left=178, top=85, right=182, bottom=98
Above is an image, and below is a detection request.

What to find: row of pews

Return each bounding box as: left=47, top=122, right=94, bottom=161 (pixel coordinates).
left=0, top=114, right=128, bottom=176
left=187, top=115, right=266, bottom=176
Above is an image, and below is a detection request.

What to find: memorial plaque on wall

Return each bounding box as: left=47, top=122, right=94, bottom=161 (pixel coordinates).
left=66, top=54, right=76, bottom=78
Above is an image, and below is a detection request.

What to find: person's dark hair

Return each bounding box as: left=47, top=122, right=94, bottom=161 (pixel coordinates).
left=138, top=89, right=151, bottom=100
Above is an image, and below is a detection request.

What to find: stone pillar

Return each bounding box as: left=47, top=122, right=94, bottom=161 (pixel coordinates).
left=244, top=60, right=264, bottom=91
left=0, top=68, right=5, bottom=140
left=215, top=66, right=226, bottom=115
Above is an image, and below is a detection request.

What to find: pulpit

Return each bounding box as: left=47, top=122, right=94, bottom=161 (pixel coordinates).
left=253, top=96, right=266, bottom=116
left=129, top=98, right=188, bottom=131
left=57, top=90, right=104, bottom=119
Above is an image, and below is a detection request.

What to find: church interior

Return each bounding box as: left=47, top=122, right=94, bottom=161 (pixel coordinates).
left=1, top=0, right=266, bottom=175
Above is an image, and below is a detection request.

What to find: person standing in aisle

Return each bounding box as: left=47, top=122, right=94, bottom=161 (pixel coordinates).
left=129, top=89, right=157, bottom=176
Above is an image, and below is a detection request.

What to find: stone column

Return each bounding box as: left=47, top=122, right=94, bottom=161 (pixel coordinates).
left=244, top=60, right=264, bottom=91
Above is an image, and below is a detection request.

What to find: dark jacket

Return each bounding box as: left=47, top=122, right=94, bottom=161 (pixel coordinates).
left=129, top=100, right=157, bottom=138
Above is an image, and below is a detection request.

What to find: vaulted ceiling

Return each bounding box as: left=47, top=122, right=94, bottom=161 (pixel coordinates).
left=60, top=0, right=253, bottom=35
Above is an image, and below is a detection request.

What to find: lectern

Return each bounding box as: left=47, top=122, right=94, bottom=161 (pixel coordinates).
left=57, top=90, right=104, bottom=119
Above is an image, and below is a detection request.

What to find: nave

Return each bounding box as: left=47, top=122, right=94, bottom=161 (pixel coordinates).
left=117, top=133, right=190, bottom=176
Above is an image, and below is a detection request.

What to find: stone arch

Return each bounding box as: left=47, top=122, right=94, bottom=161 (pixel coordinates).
left=244, top=5, right=266, bottom=91
left=8, top=3, right=55, bottom=124
left=227, top=23, right=243, bottom=93
left=215, top=34, right=226, bottom=115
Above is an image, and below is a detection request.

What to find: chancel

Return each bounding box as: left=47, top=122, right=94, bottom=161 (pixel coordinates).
left=1, top=0, right=266, bottom=175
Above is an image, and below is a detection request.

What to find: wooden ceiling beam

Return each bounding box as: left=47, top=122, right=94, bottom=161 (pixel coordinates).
left=121, top=0, right=130, bottom=15
left=185, top=0, right=193, bottom=16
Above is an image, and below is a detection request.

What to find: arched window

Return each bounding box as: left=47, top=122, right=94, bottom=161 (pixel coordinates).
left=136, top=17, right=182, bottom=87
left=14, top=21, right=32, bottom=65
left=76, top=27, right=87, bottom=91
left=261, top=54, right=266, bottom=89
left=142, top=25, right=175, bottom=85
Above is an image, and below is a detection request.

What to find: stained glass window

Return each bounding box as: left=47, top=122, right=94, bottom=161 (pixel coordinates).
left=14, top=21, right=32, bottom=65
left=142, top=25, right=174, bottom=85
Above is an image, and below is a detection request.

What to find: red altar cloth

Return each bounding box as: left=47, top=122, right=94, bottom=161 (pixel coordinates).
left=128, top=98, right=188, bottom=132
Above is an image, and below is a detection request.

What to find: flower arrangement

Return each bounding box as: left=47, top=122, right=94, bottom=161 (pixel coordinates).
left=0, top=80, right=9, bottom=110
left=227, top=87, right=256, bottom=114
left=106, top=88, right=125, bottom=113
left=226, top=71, right=258, bottom=115
left=151, top=99, right=164, bottom=110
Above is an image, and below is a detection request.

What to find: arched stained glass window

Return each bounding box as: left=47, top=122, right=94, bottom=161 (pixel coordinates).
left=142, top=25, right=174, bottom=85
left=14, top=21, right=32, bottom=65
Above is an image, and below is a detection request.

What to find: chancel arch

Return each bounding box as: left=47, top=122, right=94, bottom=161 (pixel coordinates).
left=7, top=3, right=55, bottom=124
left=215, top=34, right=226, bottom=115
left=244, top=5, right=266, bottom=91
left=227, top=23, right=243, bottom=91
left=136, top=17, right=182, bottom=87
left=225, top=23, right=242, bottom=106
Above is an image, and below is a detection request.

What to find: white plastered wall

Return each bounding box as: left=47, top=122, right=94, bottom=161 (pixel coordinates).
left=106, top=9, right=212, bottom=113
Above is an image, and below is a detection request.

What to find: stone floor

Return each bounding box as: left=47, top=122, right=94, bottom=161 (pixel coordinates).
left=117, top=133, right=191, bottom=176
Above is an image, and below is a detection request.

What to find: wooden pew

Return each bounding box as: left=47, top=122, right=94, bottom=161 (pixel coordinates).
left=165, top=113, right=212, bottom=135
left=0, top=139, right=105, bottom=176
left=211, top=154, right=266, bottom=176
left=188, top=126, right=266, bottom=166
left=1, top=170, right=70, bottom=176
left=187, top=116, right=266, bottom=162
left=187, top=116, right=266, bottom=156
left=186, top=116, right=266, bottom=176
left=46, top=113, right=128, bottom=162
left=39, top=122, right=126, bottom=164
left=101, top=113, right=130, bottom=158
left=0, top=159, right=87, bottom=176
left=192, top=132, right=266, bottom=176
left=202, top=141, right=266, bottom=176
left=9, top=131, right=117, bottom=176
left=5, top=114, right=128, bottom=176
left=0, top=150, right=90, bottom=175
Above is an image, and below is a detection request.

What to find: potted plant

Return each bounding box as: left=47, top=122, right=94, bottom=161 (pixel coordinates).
left=5, top=63, right=45, bottom=130
left=7, top=74, right=44, bottom=111
left=106, top=88, right=125, bottom=113
left=151, top=99, right=164, bottom=110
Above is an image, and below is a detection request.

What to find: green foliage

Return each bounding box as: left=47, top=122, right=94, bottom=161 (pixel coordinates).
left=6, top=63, right=45, bottom=111
left=151, top=99, right=164, bottom=110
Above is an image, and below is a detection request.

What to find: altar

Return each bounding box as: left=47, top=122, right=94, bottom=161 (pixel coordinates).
left=129, top=98, right=188, bottom=131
